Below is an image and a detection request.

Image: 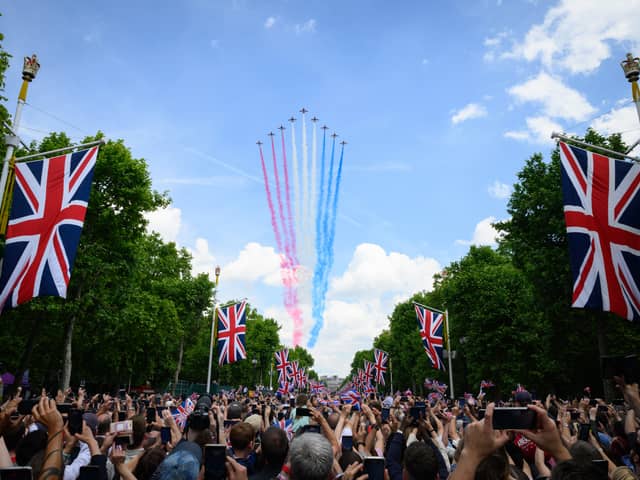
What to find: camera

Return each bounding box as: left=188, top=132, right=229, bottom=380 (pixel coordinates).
left=188, top=396, right=211, bottom=431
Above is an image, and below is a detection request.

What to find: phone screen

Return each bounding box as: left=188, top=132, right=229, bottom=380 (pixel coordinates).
left=161, top=427, right=171, bottom=445
left=363, top=457, right=385, bottom=480
left=296, top=407, right=311, bottom=417
left=78, top=466, right=99, bottom=480
left=492, top=408, right=537, bottom=430
left=578, top=423, right=591, bottom=441
left=381, top=408, right=390, bottom=421
left=17, top=400, right=38, bottom=416
left=68, top=409, right=84, bottom=435
left=118, top=411, right=126, bottom=422
left=341, top=435, right=353, bottom=450
left=204, top=444, right=227, bottom=480
left=0, top=468, right=33, bottom=480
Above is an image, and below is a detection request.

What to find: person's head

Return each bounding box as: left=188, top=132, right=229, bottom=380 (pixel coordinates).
left=227, top=402, right=243, bottom=420
left=3, top=423, right=26, bottom=452
left=338, top=450, right=362, bottom=472
left=244, top=414, right=262, bottom=436
left=260, top=427, right=289, bottom=469
left=289, top=433, right=333, bottom=480
left=296, top=394, right=308, bottom=408
left=134, top=446, right=166, bottom=480
left=152, top=441, right=201, bottom=480
left=473, top=448, right=509, bottom=480
left=230, top=422, right=254, bottom=452
left=569, top=440, right=602, bottom=464
left=326, top=412, right=340, bottom=430
left=551, top=459, right=604, bottom=480
left=131, top=415, right=147, bottom=448
left=15, top=430, right=47, bottom=466
left=403, top=441, right=438, bottom=480
left=514, top=391, right=532, bottom=407
left=612, top=466, right=636, bottom=480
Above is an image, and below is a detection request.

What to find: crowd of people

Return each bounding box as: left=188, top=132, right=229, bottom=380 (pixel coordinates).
left=0, top=379, right=639, bottom=480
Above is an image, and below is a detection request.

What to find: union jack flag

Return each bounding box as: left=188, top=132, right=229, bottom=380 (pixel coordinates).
left=434, top=381, right=448, bottom=394
left=296, top=368, right=307, bottom=389
left=273, top=418, right=294, bottom=440
left=480, top=380, right=495, bottom=390
left=277, top=380, right=293, bottom=396
left=414, top=303, right=445, bottom=370
left=217, top=301, right=247, bottom=365
left=363, top=360, right=375, bottom=384
left=340, top=390, right=361, bottom=410
left=172, top=398, right=195, bottom=430
left=310, top=381, right=325, bottom=394
left=424, top=378, right=435, bottom=390
left=0, top=147, right=99, bottom=312
left=274, top=349, right=291, bottom=383
left=560, top=142, right=640, bottom=321
left=289, top=361, right=300, bottom=386
left=428, top=392, right=442, bottom=403
left=364, top=384, right=376, bottom=396
left=373, top=349, right=388, bottom=385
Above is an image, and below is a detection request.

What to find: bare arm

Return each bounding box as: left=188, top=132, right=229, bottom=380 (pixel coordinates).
left=34, top=398, right=65, bottom=480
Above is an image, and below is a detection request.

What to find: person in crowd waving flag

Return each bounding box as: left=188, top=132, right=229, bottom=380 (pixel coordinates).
left=424, top=378, right=435, bottom=390
left=274, top=349, right=291, bottom=383
left=373, top=348, right=388, bottom=385
left=414, top=303, right=446, bottom=371
left=340, top=389, right=361, bottom=410
left=364, top=383, right=376, bottom=396
left=428, top=392, right=442, bottom=404
left=0, top=146, right=99, bottom=312
left=559, top=141, right=640, bottom=321
left=277, top=380, right=293, bottom=396
left=217, top=300, right=248, bottom=365
left=297, top=368, right=307, bottom=390
left=434, top=381, right=448, bottom=395
left=480, top=380, right=495, bottom=389
left=172, top=397, right=195, bottom=430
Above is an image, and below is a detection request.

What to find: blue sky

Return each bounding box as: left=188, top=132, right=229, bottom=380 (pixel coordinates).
left=2, top=0, right=640, bottom=377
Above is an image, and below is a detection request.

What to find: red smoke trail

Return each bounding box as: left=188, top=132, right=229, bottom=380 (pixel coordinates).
left=281, top=129, right=298, bottom=266
left=270, top=135, right=292, bottom=266
left=258, top=144, right=284, bottom=255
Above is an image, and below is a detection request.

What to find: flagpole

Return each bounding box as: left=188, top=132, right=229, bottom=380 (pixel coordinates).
left=0, top=55, right=40, bottom=235
left=389, top=357, right=394, bottom=395
left=445, top=309, right=454, bottom=399
left=206, top=266, right=221, bottom=394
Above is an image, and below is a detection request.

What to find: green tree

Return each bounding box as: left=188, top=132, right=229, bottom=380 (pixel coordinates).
left=346, top=349, right=374, bottom=382
left=0, top=22, right=11, bottom=160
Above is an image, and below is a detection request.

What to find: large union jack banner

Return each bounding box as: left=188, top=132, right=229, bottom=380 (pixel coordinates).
left=414, top=303, right=445, bottom=371
left=0, top=147, right=98, bottom=312
left=373, top=348, right=388, bottom=385
left=217, top=300, right=247, bottom=365
left=559, top=142, right=640, bottom=321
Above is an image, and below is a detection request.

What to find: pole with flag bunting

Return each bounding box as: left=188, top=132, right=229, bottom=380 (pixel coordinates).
left=0, top=55, right=40, bottom=235
left=206, top=265, right=221, bottom=394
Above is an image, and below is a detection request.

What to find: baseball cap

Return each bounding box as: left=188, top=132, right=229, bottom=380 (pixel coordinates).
left=152, top=440, right=202, bottom=480
left=515, top=391, right=532, bottom=405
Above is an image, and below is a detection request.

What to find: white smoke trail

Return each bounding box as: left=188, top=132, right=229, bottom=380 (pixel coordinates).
left=290, top=120, right=301, bottom=244
left=301, top=112, right=310, bottom=269
left=310, top=120, right=318, bottom=284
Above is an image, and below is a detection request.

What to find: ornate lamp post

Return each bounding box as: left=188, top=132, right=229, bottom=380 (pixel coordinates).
left=621, top=53, right=640, bottom=125
left=206, top=265, right=222, bottom=394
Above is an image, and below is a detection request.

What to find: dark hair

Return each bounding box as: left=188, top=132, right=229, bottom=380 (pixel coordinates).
left=403, top=442, right=438, bottom=480
left=475, top=448, right=509, bottom=480
left=569, top=440, right=602, bottom=465
left=551, top=460, right=604, bottom=480
left=296, top=394, right=308, bottom=407
left=16, top=430, right=47, bottom=466
left=131, top=415, right=146, bottom=447
left=133, top=446, right=166, bottom=480
left=230, top=422, right=254, bottom=450
left=3, top=423, right=26, bottom=451
left=338, top=449, right=362, bottom=471
left=260, top=427, right=289, bottom=470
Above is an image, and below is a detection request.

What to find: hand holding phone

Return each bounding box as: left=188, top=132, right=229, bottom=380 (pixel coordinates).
left=492, top=408, right=537, bottom=430
left=204, top=444, right=227, bottom=480
left=363, top=457, right=385, bottom=480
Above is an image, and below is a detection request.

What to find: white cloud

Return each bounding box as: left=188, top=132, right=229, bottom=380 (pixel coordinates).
left=264, top=16, right=277, bottom=29
left=223, top=242, right=283, bottom=286
left=144, top=206, right=182, bottom=243
left=330, top=243, right=441, bottom=300
left=504, top=116, right=563, bottom=145
left=507, top=72, right=596, bottom=122
left=591, top=105, right=640, bottom=145
left=294, top=19, right=316, bottom=34
left=507, top=0, right=640, bottom=74
left=488, top=180, right=512, bottom=199
left=451, top=103, right=488, bottom=124
left=188, top=238, right=217, bottom=276
left=456, top=216, right=501, bottom=246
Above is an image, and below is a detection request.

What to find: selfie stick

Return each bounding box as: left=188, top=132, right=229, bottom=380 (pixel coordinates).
left=206, top=266, right=221, bottom=394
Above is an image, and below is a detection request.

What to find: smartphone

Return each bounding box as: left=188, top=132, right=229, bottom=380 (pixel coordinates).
left=114, top=436, right=131, bottom=446
left=118, top=389, right=126, bottom=401
left=613, top=398, right=626, bottom=406
left=492, top=408, right=537, bottom=430
left=17, top=400, right=39, bottom=416
left=146, top=407, right=156, bottom=424
left=118, top=411, right=126, bottom=422
left=224, top=420, right=239, bottom=429
left=363, top=456, right=385, bottom=480
left=592, top=459, right=608, bottom=475
left=57, top=403, right=72, bottom=414
left=161, top=427, right=171, bottom=445
left=341, top=435, right=353, bottom=450
left=68, top=409, right=84, bottom=435
left=597, top=405, right=608, bottom=413
left=78, top=466, right=100, bottom=480
left=400, top=396, right=408, bottom=402
left=578, top=423, right=591, bottom=441
left=570, top=410, right=580, bottom=421
left=296, top=407, right=311, bottom=417
left=289, top=398, right=296, bottom=407
left=410, top=405, right=426, bottom=419
left=204, top=444, right=227, bottom=480
left=458, top=399, right=465, bottom=409
left=0, top=467, right=33, bottom=480
left=381, top=407, right=390, bottom=421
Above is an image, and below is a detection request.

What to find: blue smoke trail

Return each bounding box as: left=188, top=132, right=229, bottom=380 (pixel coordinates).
left=309, top=134, right=337, bottom=347
left=326, top=144, right=345, bottom=268
left=310, top=129, right=327, bottom=347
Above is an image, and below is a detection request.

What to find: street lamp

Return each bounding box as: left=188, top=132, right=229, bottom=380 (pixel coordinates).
left=252, top=358, right=258, bottom=388
left=621, top=53, right=640, bottom=127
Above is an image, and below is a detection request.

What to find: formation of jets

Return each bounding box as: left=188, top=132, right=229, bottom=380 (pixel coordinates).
left=257, top=109, right=347, bottom=146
